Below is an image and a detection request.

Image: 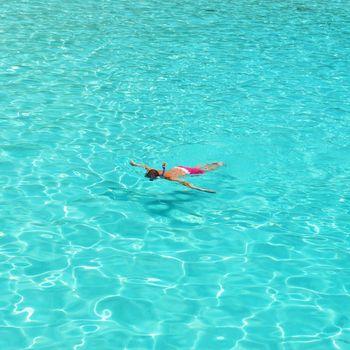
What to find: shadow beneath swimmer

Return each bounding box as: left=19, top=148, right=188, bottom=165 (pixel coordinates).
left=100, top=186, right=206, bottom=221
left=296, top=5, right=312, bottom=12
left=142, top=190, right=203, bottom=218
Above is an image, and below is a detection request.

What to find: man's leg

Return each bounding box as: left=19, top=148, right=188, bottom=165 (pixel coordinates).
left=197, top=162, right=224, bottom=171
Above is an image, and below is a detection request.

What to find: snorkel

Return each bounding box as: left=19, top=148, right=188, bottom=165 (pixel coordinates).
left=145, top=162, right=166, bottom=181
left=160, top=162, right=166, bottom=177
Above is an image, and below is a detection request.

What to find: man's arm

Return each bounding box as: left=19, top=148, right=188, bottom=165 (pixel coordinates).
left=170, top=178, right=216, bottom=193
left=130, top=160, right=151, bottom=171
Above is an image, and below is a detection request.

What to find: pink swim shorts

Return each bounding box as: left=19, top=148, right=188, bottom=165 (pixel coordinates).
left=175, top=166, right=205, bottom=175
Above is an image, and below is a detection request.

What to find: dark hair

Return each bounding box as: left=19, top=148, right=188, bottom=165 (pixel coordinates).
left=145, top=169, right=159, bottom=181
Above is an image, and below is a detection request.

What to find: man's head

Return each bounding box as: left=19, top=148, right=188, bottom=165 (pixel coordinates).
left=145, top=169, right=159, bottom=181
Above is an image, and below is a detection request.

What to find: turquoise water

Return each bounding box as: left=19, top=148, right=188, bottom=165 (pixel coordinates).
left=1, top=0, right=350, bottom=348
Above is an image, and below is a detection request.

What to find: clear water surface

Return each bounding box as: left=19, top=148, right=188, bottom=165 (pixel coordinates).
left=1, top=0, right=350, bottom=349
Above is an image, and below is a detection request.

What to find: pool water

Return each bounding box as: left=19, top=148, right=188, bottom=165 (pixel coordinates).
left=1, top=0, right=350, bottom=349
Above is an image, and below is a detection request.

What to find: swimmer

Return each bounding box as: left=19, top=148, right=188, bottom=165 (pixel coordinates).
left=130, top=160, right=224, bottom=193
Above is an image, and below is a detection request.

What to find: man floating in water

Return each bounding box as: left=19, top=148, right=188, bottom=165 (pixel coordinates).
left=130, top=160, right=224, bottom=193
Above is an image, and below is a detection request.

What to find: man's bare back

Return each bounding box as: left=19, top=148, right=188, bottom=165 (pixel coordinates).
left=130, top=160, right=224, bottom=193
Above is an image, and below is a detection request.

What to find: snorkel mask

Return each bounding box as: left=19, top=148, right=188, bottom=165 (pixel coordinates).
left=145, top=162, right=166, bottom=181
